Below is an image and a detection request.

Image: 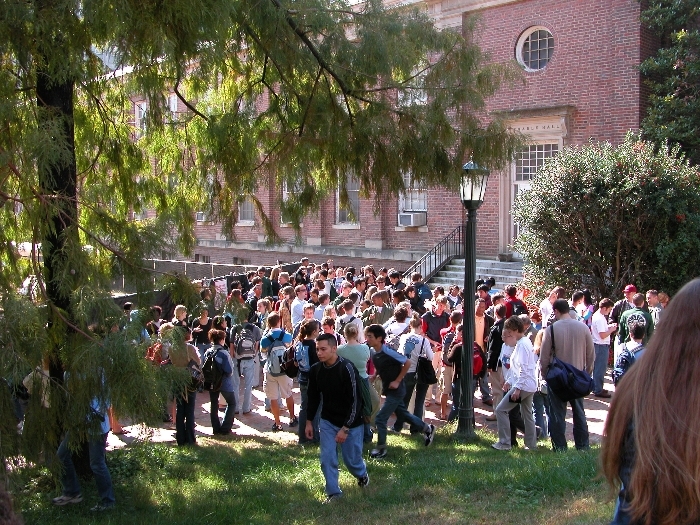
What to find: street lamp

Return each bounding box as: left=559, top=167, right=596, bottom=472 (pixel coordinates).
left=456, top=161, right=490, bottom=438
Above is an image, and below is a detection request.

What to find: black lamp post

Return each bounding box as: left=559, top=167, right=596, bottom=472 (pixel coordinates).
left=456, top=161, right=490, bottom=438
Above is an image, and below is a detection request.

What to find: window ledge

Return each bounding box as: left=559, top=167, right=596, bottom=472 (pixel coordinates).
left=332, top=223, right=361, bottom=230
left=280, top=222, right=303, bottom=228
left=236, top=220, right=255, bottom=227
left=394, top=225, right=429, bottom=233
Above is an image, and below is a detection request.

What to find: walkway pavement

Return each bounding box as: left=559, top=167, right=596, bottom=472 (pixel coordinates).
left=106, top=373, right=613, bottom=450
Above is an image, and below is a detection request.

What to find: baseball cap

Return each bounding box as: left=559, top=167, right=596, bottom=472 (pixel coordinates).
left=623, top=284, right=637, bottom=293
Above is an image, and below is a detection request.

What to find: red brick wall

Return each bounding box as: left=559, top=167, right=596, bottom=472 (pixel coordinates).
left=191, top=0, right=650, bottom=265
left=474, top=0, right=645, bottom=144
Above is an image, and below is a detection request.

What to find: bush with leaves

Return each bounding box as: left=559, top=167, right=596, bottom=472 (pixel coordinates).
left=513, top=133, right=700, bottom=302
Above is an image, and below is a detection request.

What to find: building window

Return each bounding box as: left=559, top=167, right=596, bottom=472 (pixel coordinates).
left=281, top=180, right=303, bottom=224
left=515, top=143, right=558, bottom=181
left=168, top=94, right=178, bottom=121
left=397, top=71, right=428, bottom=107
left=194, top=254, right=211, bottom=263
left=516, top=27, right=554, bottom=72
left=399, top=172, right=428, bottom=212
left=232, top=256, right=251, bottom=265
left=135, top=101, right=147, bottom=135
left=238, top=197, right=255, bottom=224
left=195, top=211, right=208, bottom=222
left=337, top=174, right=360, bottom=224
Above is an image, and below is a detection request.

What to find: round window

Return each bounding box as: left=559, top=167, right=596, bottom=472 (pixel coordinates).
left=516, top=27, right=554, bottom=72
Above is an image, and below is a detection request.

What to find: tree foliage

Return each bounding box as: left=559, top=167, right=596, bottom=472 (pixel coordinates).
left=513, top=134, right=700, bottom=302
left=0, top=0, right=522, bottom=466
left=640, top=0, right=700, bottom=165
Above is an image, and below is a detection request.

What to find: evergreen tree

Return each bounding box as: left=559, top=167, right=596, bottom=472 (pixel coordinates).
left=640, top=0, right=700, bottom=165
left=0, top=0, right=521, bottom=463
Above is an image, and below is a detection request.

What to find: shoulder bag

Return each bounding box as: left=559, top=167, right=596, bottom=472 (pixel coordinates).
left=545, top=324, right=594, bottom=401
left=416, top=338, right=438, bottom=385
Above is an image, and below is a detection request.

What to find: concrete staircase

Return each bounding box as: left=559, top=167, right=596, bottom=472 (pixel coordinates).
left=428, top=258, right=524, bottom=291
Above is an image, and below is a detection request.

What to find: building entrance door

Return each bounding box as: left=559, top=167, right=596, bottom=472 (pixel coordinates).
left=510, top=143, right=559, bottom=259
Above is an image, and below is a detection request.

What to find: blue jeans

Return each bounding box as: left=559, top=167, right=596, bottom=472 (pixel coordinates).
left=176, top=391, right=197, bottom=445
left=533, top=391, right=549, bottom=438
left=196, top=343, right=209, bottom=362
left=319, top=419, right=366, bottom=497
left=393, top=373, right=429, bottom=433
left=57, top=432, right=115, bottom=505
left=478, top=375, right=492, bottom=400
left=209, top=389, right=237, bottom=433
left=593, top=343, right=609, bottom=394
left=376, top=390, right=426, bottom=448
left=237, top=358, right=255, bottom=413
left=448, top=377, right=460, bottom=422
left=548, top=391, right=589, bottom=451
left=299, top=383, right=321, bottom=444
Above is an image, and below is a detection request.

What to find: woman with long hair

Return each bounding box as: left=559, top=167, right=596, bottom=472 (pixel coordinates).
left=296, top=319, right=321, bottom=445
left=601, top=278, right=699, bottom=525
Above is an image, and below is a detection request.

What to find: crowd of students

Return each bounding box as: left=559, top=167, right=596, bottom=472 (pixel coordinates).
left=60, top=256, right=695, bottom=520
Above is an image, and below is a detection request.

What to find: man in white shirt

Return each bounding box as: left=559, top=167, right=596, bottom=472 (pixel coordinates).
left=540, top=286, right=564, bottom=328
left=291, top=285, right=307, bottom=326
left=591, top=298, right=617, bottom=398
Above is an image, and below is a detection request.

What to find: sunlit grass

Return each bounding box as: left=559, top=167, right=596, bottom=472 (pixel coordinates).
left=13, top=425, right=613, bottom=524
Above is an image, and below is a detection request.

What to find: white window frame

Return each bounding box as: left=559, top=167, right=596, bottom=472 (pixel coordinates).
left=516, top=26, right=555, bottom=72
left=514, top=143, right=559, bottom=182
left=194, top=254, right=211, bottom=263
left=238, top=197, right=255, bottom=225
left=398, top=172, right=428, bottom=212
left=397, top=70, right=428, bottom=107
left=195, top=211, right=208, bottom=222
left=135, top=101, right=147, bottom=135
left=281, top=180, right=304, bottom=225
left=168, top=94, right=178, bottom=120
left=336, top=174, right=360, bottom=225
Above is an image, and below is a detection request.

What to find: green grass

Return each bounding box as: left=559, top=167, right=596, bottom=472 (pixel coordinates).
left=13, top=425, right=614, bottom=525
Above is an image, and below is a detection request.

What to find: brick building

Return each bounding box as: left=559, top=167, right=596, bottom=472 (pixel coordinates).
left=189, top=0, right=655, bottom=268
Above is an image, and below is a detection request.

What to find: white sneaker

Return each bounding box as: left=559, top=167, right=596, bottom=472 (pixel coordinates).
left=424, top=424, right=436, bottom=447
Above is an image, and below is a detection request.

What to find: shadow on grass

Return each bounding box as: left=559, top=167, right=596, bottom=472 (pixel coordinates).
left=14, top=427, right=613, bottom=525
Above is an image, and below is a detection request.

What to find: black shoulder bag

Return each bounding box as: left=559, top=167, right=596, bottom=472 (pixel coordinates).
left=416, top=338, right=438, bottom=385
left=545, top=324, right=594, bottom=401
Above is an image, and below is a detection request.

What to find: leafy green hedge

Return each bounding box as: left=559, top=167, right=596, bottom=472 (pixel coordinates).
left=513, top=133, right=700, bottom=301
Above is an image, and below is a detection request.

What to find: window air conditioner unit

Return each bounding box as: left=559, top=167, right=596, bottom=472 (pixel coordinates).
left=398, top=212, right=427, bottom=227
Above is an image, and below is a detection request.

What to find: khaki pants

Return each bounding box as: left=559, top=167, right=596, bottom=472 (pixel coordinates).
left=489, top=367, right=504, bottom=413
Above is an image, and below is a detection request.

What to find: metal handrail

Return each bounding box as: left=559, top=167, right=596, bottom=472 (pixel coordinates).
left=402, top=224, right=463, bottom=284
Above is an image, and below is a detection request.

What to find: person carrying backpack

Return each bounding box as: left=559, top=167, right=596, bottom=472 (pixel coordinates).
left=202, top=329, right=238, bottom=436
left=260, top=312, right=297, bottom=432
left=296, top=319, right=321, bottom=445
left=504, top=285, right=529, bottom=317
left=229, top=321, right=262, bottom=415
left=612, top=322, right=646, bottom=386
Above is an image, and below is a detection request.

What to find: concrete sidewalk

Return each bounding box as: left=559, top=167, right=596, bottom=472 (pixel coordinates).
left=107, top=373, right=613, bottom=450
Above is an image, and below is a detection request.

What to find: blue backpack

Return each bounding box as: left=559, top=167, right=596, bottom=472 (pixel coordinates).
left=294, top=341, right=310, bottom=374
left=612, top=343, right=645, bottom=386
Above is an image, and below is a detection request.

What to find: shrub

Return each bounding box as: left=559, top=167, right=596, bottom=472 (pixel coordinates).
left=513, top=133, right=700, bottom=301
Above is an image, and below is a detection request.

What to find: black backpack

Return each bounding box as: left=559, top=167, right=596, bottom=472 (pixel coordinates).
left=201, top=346, right=224, bottom=392
left=281, top=346, right=299, bottom=378
left=512, top=299, right=528, bottom=316
left=234, top=323, right=257, bottom=359
left=338, top=315, right=356, bottom=333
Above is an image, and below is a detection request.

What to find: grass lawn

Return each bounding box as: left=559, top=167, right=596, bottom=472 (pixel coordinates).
left=14, top=424, right=614, bottom=525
